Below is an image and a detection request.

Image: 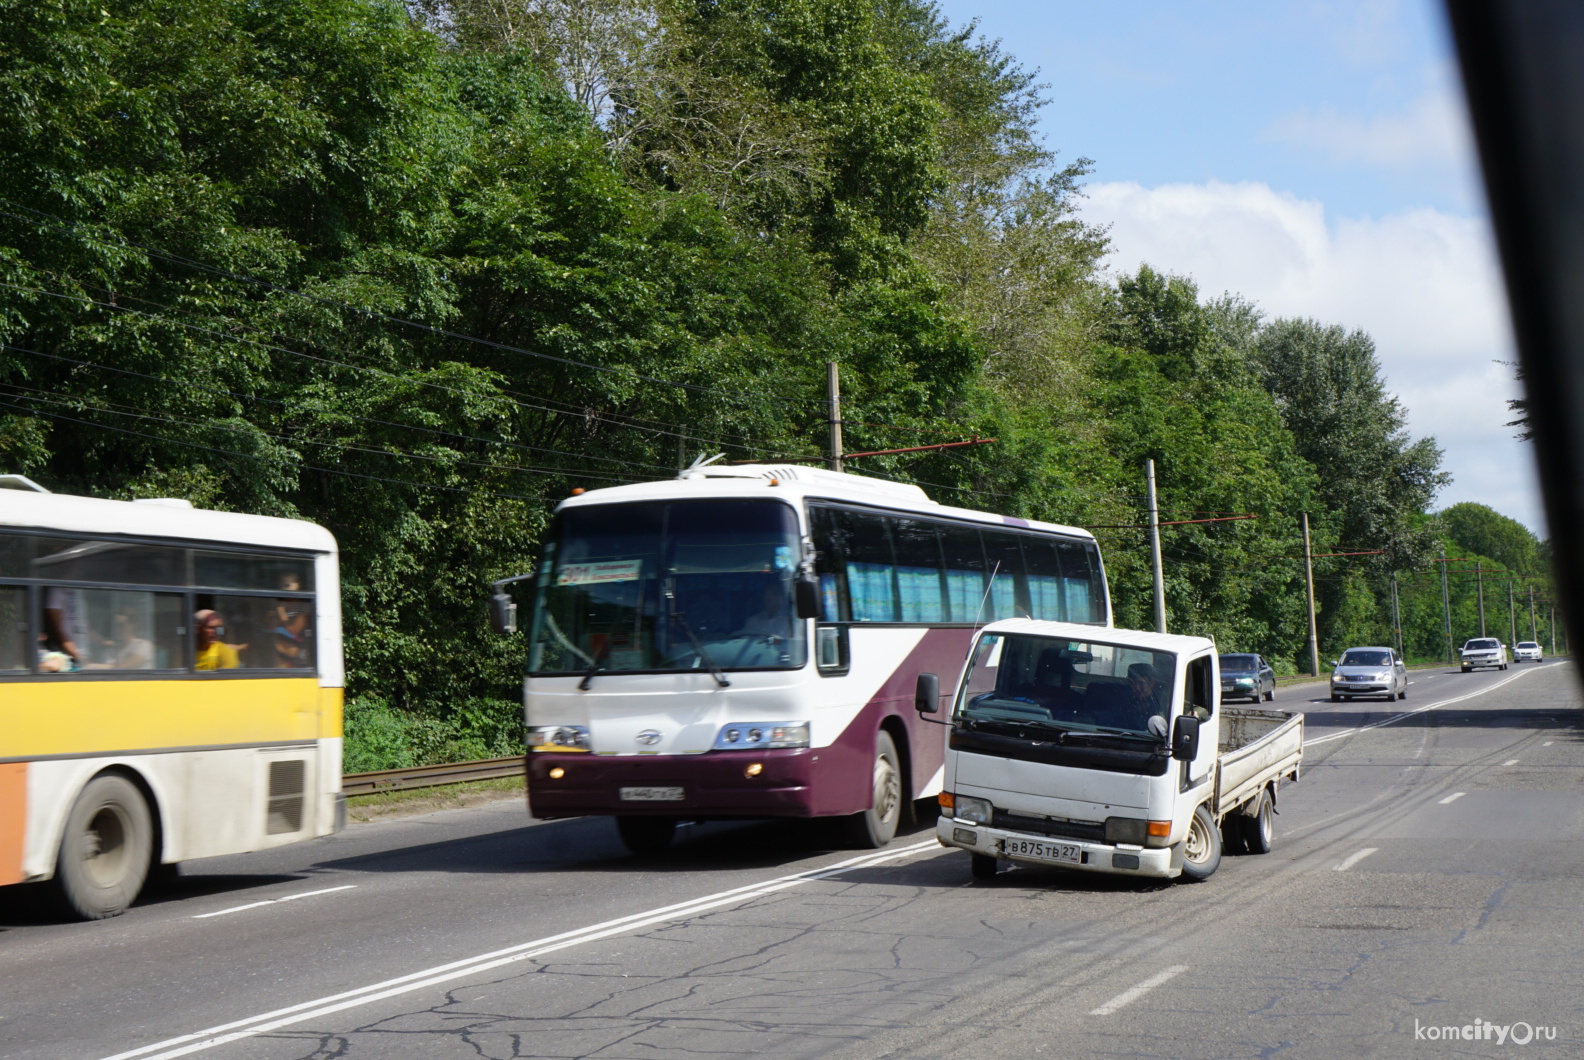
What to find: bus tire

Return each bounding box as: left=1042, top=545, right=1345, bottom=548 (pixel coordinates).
left=839, top=731, right=902, bottom=849
left=970, top=853, right=999, bottom=880
left=615, top=815, right=677, bottom=857
left=1240, top=789, right=1275, bottom=855
left=1178, top=804, right=1221, bottom=882
left=53, top=774, right=153, bottom=920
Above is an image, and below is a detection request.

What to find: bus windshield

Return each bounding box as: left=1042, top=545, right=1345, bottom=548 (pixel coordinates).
left=528, top=499, right=807, bottom=675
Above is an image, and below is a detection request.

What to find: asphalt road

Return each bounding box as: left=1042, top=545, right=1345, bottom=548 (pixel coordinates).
left=3, top=660, right=1581, bottom=1059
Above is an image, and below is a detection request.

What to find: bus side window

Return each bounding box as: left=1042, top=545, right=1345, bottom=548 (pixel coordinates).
left=891, top=518, right=946, bottom=622
left=1021, top=540, right=1064, bottom=621
left=841, top=510, right=897, bottom=622
left=980, top=531, right=1026, bottom=620
left=939, top=524, right=987, bottom=622
left=0, top=585, right=26, bottom=672
left=808, top=506, right=849, bottom=622
left=1057, top=540, right=1103, bottom=624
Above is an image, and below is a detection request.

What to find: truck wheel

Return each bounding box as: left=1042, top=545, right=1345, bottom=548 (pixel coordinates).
left=838, top=732, right=902, bottom=849
left=970, top=853, right=999, bottom=880
left=1178, top=805, right=1222, bottom=882
left=1240, top=789, right=1275, bottom=855
left=616, top=816, right=677, bottom=856
left=53, top=774, right=153, bottom=920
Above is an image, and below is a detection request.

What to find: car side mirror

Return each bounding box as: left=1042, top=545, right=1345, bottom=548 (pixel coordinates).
left=1329, top=660, right=1339, bottom=668
left=489, top=592, right=518, bottom=635
left=794, top=573, right=821, bottom=619
left=1171, top=715, right=1201, bottom=761
left=915, top=672, right=941, bottom=714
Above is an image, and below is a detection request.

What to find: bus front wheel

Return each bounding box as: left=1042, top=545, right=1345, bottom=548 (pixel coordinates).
left=54, top=774, right=153, bottom=920
left=838, top=732, right=902, bottom=849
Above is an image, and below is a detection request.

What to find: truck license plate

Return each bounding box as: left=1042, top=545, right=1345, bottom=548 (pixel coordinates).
left=1000, top=837, right=1082, bottom=865
left=619, top=786, right=685, bottom=802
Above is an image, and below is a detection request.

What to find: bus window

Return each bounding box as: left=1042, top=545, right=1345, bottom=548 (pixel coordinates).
left=0, top=586, right=25, bottom=671
left=982, top=531, right=1026, bottom=620
left=0, top=532, right=29, bottom=577
left=842, top=510, right=897, bottom=622
left=33, top=538, right=185, bottom=586
left=194, top=552, right=314, bottom=593
left=939, top=524, right=987, bottom=622
left=1057, top=540, right=1103, bottom=623
left=197, top=594, right=315, bottom=671
left=809, top=506, right=849, bottom=622
left=892, top=518, right=946, bottom=622
left=1022, top=539, right=1065, bottom=621
left=70, top=589, right=184, bottom=671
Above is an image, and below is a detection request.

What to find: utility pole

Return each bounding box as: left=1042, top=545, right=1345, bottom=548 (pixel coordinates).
left=1550, top=605, right=1557, bottom=655
left=1530, top=585, right=1537, bottom=643
left=1390, top=573, right=1403, bottom=658
left=1440, top=547, right=1454, bottom=664
left=1508, top=578, right=1517, bottom=649
left=1145, top=459, right=1166, bottom=634
left=1477, top=565, right=1486, bottom=637
left=826, top=361, right=843, bottom=473
left=1302, top=512, right=1320, bottom=676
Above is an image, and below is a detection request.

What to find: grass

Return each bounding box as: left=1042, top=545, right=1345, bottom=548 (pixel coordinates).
left=345, top=775, right=526, bottom=822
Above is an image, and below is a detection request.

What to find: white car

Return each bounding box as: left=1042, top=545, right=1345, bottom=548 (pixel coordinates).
left=1513, top=641, right=1544, bottom=663
left=1460, top=638, right=1508, bottom=672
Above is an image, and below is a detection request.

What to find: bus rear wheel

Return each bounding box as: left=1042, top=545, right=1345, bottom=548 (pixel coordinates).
left=54, top=774, right=153, bottom=920
left=838, top=732, right=902, bottom=849
left=615, top=816, right=677, bottom=857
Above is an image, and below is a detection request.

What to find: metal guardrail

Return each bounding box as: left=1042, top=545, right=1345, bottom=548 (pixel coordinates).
left=342, top=756, right=524, bottom=796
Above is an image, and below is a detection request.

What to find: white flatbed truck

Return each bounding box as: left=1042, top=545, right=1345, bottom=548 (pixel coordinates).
left=920, top=619, right=1303, bottom=881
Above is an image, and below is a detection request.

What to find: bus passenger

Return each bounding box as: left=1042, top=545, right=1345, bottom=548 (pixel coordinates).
left=194, top=609, right=241, bottom=670
left=274, top=606, right=310, bottom=667
left=42, top=587, right=84, bottom=669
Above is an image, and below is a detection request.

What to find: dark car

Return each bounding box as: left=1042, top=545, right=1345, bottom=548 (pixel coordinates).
left=1219, top=653, right=1275, bottom=703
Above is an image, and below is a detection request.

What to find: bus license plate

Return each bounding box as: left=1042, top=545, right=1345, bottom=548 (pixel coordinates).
left=620, top=786, right=685, bottom=802
left=1000, top=837, right=1081, bottom=865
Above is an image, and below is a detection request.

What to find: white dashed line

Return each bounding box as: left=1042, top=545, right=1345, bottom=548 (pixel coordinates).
left=192, top=885, right=357, bottom=919
left=1438, top=792, right=1466, bottom=805
left=1334, top=848, right=1378, bottom=871
left=1503, top=759, right=1519, bottom=766
left=1089, top=965, right=1189, bottom=1016
left=1544, top=741, right=1554, bottom=746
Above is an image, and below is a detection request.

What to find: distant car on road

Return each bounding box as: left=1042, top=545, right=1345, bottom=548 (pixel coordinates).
left=1219, top=653, right=1275, bottom=702
left=1513, top=641, right=1544, bottom=663
left=1460, top=638, right=1508, bottom=672
left=1330, top=646, right=1407, bottom=702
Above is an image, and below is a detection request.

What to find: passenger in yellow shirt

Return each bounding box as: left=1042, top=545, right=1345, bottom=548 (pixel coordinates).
left=194, top=609, right=241, bottom=670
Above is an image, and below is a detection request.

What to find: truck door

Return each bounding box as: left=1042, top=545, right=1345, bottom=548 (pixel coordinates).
left=1181, top=652, right=1218, bottom=798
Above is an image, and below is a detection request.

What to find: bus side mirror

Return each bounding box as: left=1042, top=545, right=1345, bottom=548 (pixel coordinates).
left=794, top=573, right=821, bottom=620
left=489, top=592, right=518, bottom=635
left=1172, top=715, right=1200, bottom=761
left=915, top=672, right=941, bottom=714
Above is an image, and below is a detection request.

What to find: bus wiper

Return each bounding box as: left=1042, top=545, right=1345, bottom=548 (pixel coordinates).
left=667, top=588, right=729, bottom=687
left=578, top=643, right=610, bottom=691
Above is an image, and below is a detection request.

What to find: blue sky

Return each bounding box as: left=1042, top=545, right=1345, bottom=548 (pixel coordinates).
left=931, top=0, right=1541, bottom=534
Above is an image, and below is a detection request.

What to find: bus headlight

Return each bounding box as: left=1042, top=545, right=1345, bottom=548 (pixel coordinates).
left=713, top=722, right=809, bottom=750
left=953, top=795, right=993, bottom=825
left=529, top=725, right=591, bottom=752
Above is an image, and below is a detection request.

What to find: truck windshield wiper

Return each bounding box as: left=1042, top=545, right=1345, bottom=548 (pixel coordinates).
left=667, top=588, right=729, bottom=688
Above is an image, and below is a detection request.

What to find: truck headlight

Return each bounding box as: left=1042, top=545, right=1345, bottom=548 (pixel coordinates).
left=1103, top=817, right=1147, bottom=845
left=954, top=794, right=994, bottom=825
left=528, top=725, right=591, bottom=752
left=713, top=722, right=809, bottom=750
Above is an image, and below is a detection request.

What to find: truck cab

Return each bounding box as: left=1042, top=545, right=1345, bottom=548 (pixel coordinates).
left=927, top=619, right=1301, bottom=882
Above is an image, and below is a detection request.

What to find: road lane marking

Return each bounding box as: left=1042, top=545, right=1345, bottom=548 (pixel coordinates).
left=1089, top=965, right=1189, bottom=1016
left=102, top=839, right=940, bottom=1060
left=1503, top=759, right=1519, bottom=766
left=1303, top=665, right=1545, bottom=747
left=1334, top=848, right=1378, bottom=871
left=1544, top=741, right=1554, bottom=746
left=191, top=885, right=357, bottom=919
left=1439, top=792, right=1466, bottom=805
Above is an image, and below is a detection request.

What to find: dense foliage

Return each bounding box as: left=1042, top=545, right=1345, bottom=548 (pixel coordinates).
left=0, top=0, right=1549, bottom=767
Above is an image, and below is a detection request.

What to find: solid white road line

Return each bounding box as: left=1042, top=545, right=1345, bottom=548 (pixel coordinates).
left=102, top=840, right=940, bottom=1060
left=1439, top=792, right=1466, bottom=805
left=1089, top=965, right=1189, bottom=1016
left=191, top=885, right=357, bottom=920
left=1334, top=848, right=1378, bottom=871
left=1303, top=665, right=1546, bottom=747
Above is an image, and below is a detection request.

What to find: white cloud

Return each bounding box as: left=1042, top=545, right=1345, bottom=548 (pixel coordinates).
left=1082, top=179, right=1544, bottom=534
left=1263, top=88, right=1469, bottom=171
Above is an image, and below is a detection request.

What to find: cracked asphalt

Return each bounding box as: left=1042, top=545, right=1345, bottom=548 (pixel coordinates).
left=3, top=661, right=1581, bottom=1059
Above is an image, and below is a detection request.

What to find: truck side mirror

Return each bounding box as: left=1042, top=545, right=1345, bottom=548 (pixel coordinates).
left=915, top=672, right=941, bottom=715
left=489, top=592, right=518, bottom=635
left=1171, top=715, right=1200, bottom=760
left=794, top=573, right=821, bottom=619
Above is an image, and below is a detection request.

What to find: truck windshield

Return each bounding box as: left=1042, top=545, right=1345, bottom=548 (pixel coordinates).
left=527, top=499, right=806, bottom=675
left=956, top=632, right=1177, bottom=737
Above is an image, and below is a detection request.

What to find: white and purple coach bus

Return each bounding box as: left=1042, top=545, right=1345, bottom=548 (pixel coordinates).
left=494, top=462, right=1110, bottom=855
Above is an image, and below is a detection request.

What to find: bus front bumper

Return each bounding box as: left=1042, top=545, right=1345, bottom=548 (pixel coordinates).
left=936, top=817, right=1179, bottom=878
left=527, top=748, right=816, bottom=818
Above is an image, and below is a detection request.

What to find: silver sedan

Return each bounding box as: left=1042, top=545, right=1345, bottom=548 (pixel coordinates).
left=1329, top=646, right=1407, bottom=702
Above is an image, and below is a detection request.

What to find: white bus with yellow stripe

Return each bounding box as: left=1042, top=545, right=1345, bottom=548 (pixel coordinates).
left=0, top=475, right=343, bottom=918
